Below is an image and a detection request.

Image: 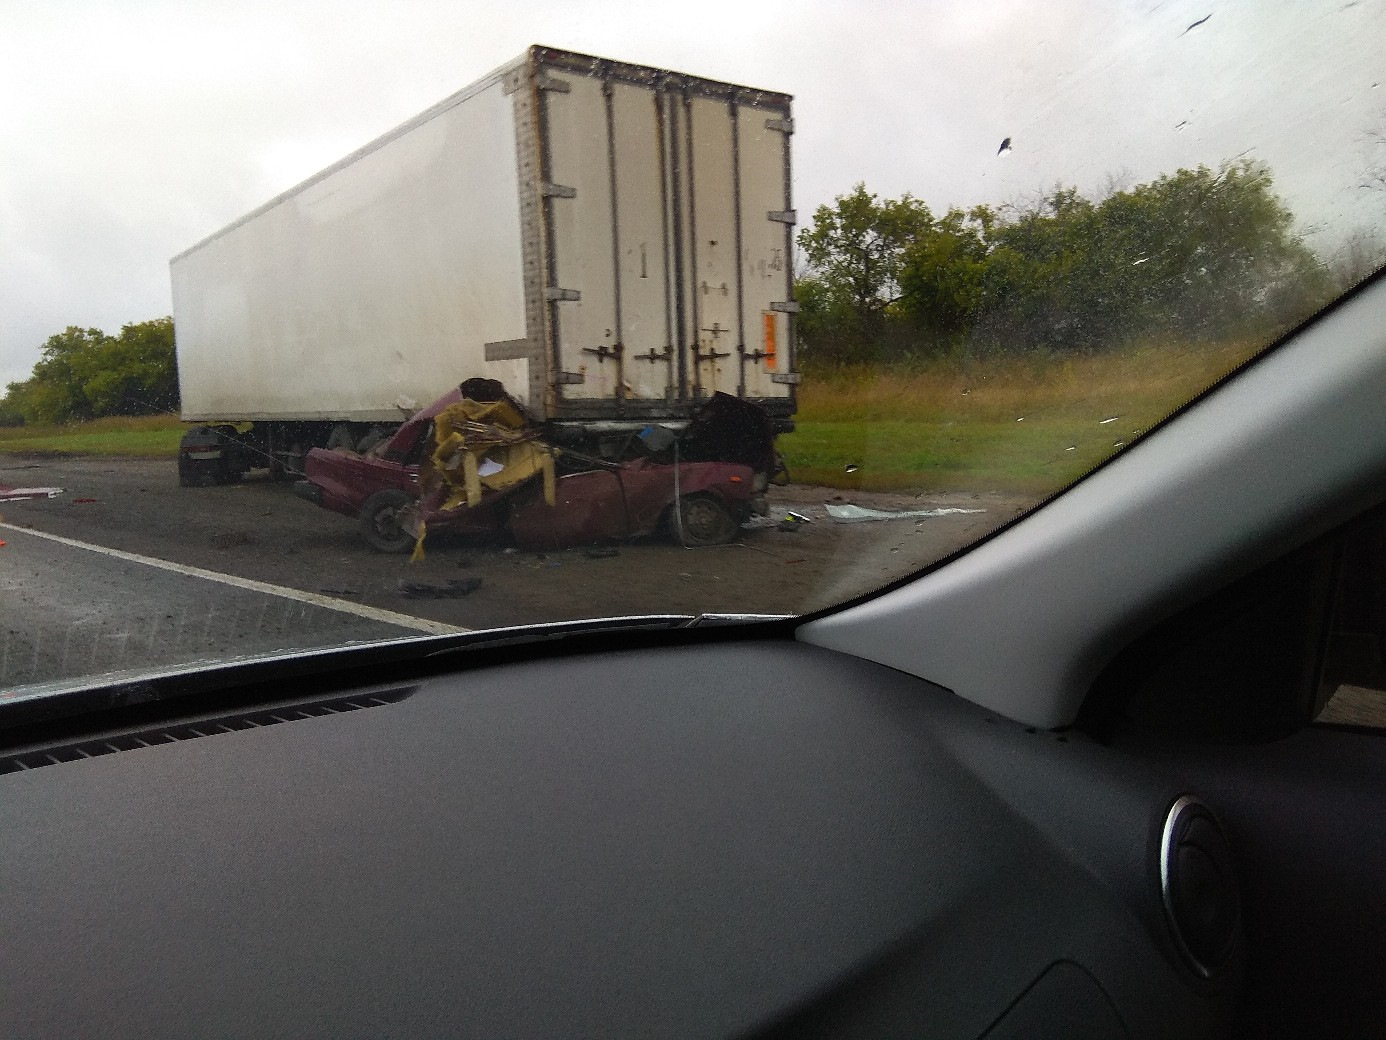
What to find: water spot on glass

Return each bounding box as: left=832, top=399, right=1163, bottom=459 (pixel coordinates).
left=1099, top=416, right=1120, bottom=424
left=1016, top=416, right=1025, bottom=422
left=1132, top=255, right=1150, bottom=265
left=997, top=136, right=1012, bottom=156
left=1113, top=440, right=1127, bottom=448
left=1173, top=121, right=1189, bottom=133
left=844, top=463, right=860, bottom=473
left=1065, top=445, right=1076, bottom=452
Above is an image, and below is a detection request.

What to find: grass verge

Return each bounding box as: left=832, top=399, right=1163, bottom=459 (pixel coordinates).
left=780, top=338, right=1266, bottom=493
left=0, top=414, right=185, bottom=457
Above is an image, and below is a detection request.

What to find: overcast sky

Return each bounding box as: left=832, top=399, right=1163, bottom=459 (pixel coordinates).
left=3, top=0, right=1383, bottom=389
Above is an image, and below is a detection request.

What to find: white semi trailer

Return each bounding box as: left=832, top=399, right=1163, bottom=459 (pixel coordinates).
left=171, top=45, right=797, bottom=484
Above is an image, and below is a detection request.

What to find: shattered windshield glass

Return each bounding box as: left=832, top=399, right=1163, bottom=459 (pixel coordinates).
left=2, top=1, right=1384, bottom=698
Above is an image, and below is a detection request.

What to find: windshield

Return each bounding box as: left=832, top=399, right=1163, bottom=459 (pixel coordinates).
left=3, top=1, right=1384, bottom=699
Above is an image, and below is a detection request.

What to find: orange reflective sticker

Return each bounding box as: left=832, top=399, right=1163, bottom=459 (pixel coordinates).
left=763, top=312, right=778, bottom=370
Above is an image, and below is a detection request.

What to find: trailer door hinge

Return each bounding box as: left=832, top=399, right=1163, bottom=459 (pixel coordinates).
left=769, top=301, right=800, bottom=314
left=768, top=210, right=797, bottom=225
left=771, top=373, right=802, bottom=385
left=545, top=287, right=582, bottom=302
left=542, top=183, right=577, bottom=198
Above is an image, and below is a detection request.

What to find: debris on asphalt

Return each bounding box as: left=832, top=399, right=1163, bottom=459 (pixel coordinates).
left=398, top=576, right=482, bottom=598
left=73, top=497, right=97, bottom=504
left=210, top=530, right=254, bottom=549
left=825, top=503, right=986, bottom=524
left=319, top=587, right=360, bottom=597
left=0, top=484, right=64, bottom=502
left=584, top=546, right=621, bottom=559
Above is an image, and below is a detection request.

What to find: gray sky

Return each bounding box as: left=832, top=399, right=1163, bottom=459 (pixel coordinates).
left=3, top=0, right=1384, bottom=390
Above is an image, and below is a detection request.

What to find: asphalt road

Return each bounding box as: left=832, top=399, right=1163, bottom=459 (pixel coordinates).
left=1, top=454, right=1027, bottom=696
left=0, top=522, right=447, bottom=700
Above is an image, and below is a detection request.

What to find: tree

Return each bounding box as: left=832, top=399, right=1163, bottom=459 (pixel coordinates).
left=796, top=161, right=1322, bottom=363
left=797, top=184, right=935, bottom=354
left=0, top=317, right=178, bottom=424
left=954, top=161, right=1322, bottom=352
left=85, top=317, right=179, bottom=416
left=897, top=207, right=989, bottom=343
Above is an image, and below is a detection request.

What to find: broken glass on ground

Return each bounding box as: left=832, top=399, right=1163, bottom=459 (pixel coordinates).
left=825, top=503, right=987, bottom=524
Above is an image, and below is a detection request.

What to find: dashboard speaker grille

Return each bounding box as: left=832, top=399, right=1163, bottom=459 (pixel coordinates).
left=1160, top=793, right=1241, bottom=977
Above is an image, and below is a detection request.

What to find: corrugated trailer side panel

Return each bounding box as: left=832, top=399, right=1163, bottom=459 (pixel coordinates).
left=173, top=65, right=531, bottom=423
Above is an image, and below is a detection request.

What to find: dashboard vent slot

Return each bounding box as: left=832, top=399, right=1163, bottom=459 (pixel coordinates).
left=0, top=688, right=414, bottom=776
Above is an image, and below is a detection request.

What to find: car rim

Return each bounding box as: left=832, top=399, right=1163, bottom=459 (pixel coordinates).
left=683, top=497, right=731, bottom=543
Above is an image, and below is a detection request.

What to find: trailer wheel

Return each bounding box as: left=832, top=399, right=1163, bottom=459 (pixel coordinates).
left=177, top=457, right=206, bottom=487
left=358, top=489, right=416, bottom=553
left=673, top=494, right=739, bottom=547
left=326, top=424, right=355, bottom=451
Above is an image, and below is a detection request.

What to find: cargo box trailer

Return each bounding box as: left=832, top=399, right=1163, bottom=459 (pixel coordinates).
left=171, top=45, right=797, bottom=484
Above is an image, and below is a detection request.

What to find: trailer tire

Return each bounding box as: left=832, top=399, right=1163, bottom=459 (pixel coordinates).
left=177, top=459, right=204, bottom=487
left=326, top=424, right=355, bottom=451
left=358, top=489, right=416, bottom=553
left=673, top=493, right=739, bottom=547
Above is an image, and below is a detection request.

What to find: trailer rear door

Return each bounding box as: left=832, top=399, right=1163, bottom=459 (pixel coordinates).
left=535, top=51, right=795, bottom=418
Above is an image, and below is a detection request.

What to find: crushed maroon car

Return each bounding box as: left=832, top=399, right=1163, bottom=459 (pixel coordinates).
left=294, top=385, right=775, bottom=553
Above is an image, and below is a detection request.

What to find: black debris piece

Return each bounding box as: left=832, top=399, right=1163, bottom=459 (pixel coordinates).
left=398, top=576, right=483, bottom=598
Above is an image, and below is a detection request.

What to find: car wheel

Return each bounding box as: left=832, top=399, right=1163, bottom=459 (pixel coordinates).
left=674, top=493, right=739, bottom=546
left=358, top=489, right=416, bottom=553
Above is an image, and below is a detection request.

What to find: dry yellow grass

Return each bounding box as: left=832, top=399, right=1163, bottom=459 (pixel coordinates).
left=782, top=338, right=1269, bottom=492
left=797, top=339, right=1264, bottom=423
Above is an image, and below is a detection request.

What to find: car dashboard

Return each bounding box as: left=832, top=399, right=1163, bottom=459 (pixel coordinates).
left=0, top=638, right=1237, bottom=1038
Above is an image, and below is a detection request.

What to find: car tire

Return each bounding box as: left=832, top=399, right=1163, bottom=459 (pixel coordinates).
left=674, top=493, right=739, bottom=547
left=358, top=489, right=416, bottom=553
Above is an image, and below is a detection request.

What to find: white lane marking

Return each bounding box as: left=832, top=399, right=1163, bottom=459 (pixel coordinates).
left=0, top=522, right=470, bottom=637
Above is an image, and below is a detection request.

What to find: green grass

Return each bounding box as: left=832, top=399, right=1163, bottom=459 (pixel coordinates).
left=781, top=338, right=1267, bottom=493
left=0, top=414, right=185, bottom=457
